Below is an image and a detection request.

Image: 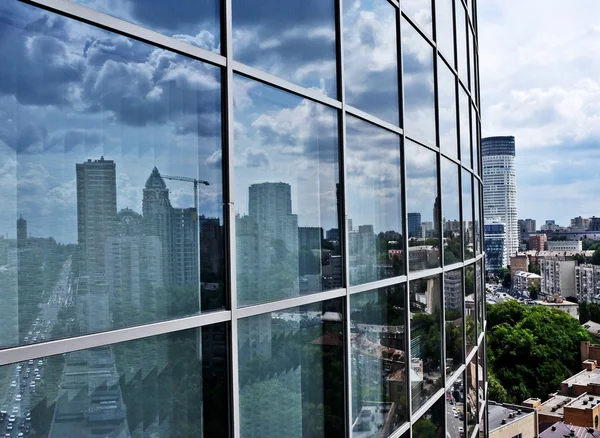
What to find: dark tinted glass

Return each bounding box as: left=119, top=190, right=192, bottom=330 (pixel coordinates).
left=346, top=116, right=403, bottom=285
left=465, top=264, right=476, bottom=354
left=406, top=141, right=440, bottom=271
left=435, top=0, right=455, bottom=66
left=350, top=285, right=407, bottom=435
left=0, top=3, right=224, bottom=349
left=401, top=19, right=436, bottom=146
left=455, top=5, right=468, bottom=85
left=446, top=376, right=467, bottom=438
left=70, top=0, right=221, bottom=52
left=459, top=87, right=471, bottom=167
left=438, top=58, right=458, bottom=160
left=466, top=355, right=478, bottom=436
left=232, top=0, right=337, bottom=97
left=233, top=76, right=340, bottom=306
left=444, top=269, right=464, bottom=377
left=414, top=397, right=444, bottom=438
left=441, top=159, right=462, bottom=264
left=402, top=0, right=432, bottom=38
left=409, top=275, right=443, bottom=412
left=462, top=170, right=474, bottom=260
left=238, top=300, right=345, bottom=438
left=0, top=325, right=229, bottom=437
left=343, top=0, right=400, bottom=125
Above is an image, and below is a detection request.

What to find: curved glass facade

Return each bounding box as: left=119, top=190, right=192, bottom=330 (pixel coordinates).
left=0, top=0, right=486, bottom=437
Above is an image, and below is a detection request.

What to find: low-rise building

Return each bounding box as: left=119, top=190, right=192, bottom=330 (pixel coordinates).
left=529, top=234, right=548, bottom=251
left=540, top=422, right=600, bottom=437
left=535, top=298, right=579, bottom=318
left=583, top=321, right=600, bottom=340
left=488, top=402, right=538, bottom=438
left=547, top=240, right=583, bottom=251
left=513, top=270, right=541, bottom=292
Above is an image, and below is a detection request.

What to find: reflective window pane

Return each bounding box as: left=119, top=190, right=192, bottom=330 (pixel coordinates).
left=0, top=325, right=229, bottom=437
left=441, top=159, right=462, bottom=265
left=409, top=275, right=443, bottom=412
left=406, top=141, right=440, bottom=271
left=70, top=0, right=221, bottom=53
left=0, top=3, right=224, bottom=349
left=471, top=105, right=479, bottom=176
left=474, top=182, right=482, bottom=256
left=414, top=397, right=444, bottom=438
left=466, top=354, right=478, bottom=436
left=346, top=116, right=403, bottom=285
left=455, top=5, right=468, bottom=85
left=462, top=170, right=474, bottom=260
left=402, top=0, right=433, bottom=38
left=447, top=381, right=467, bottom=438
left=465, top=264, right=476, bottom=354
left=435, top=0, right=455, bottom=67
left=343, top=0, right=400, bottom=125
left=233, top=76, right=340, bottom=306
left=478, top=345, right=486, bottom=412
left=350, top=285, right=407, bottom=435
left=438, top=58, right=458, bottom=160
left=238, top=300, right=345, bottom=438
left=469, top=30, right=476, bottom=93
left=476, top=260, right=483, bottom=336
left=232, top=0, right=337, bottom=97
left=444, top=269, right=464, bottom=377
left=401, top=19, right=436, bottom=146
left=459, top=87, right=471, bottom=167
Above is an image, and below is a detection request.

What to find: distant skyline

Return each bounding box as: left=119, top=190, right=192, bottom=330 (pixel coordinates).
left=479, top=1, right=600, bottom=225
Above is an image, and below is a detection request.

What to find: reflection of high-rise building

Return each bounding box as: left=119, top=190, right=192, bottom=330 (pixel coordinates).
left=482, top=136, right=518, bottom=263
left=484, top=222, right=506, bottom=271
left=17, top=215, right=27, bottom=242
left=444, top=269, right=462, bottom=310
left=200, top=216, right=224, bottom=281
left=76, top=157, right=117, bottom=277
left=408, top=212, right=422, bottom=237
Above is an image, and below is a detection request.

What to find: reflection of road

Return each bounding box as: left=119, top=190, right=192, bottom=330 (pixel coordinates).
left=445, top=390, right=465, bottom=438
left=0, top=257, right=72, bottom=437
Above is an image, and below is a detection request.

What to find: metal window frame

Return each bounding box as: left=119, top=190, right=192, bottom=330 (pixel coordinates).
left=4, top=0, right=486, bottom=436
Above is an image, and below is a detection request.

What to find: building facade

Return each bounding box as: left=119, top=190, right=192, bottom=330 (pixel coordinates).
left=0, top=0, right=486, bottom=437
left=482, top=136, right=518, bottom=265
left=484, top=222, right=506, bottom=271
left=547, top=240, right=583, bottom=251
left=528, top=234, right=547, bottom=251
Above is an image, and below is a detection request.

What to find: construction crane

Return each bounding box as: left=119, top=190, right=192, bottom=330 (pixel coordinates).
left=162, top=175, right=210, bottom=221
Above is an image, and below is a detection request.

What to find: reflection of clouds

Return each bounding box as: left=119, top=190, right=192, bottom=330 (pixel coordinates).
left=232, top=0, right=336, bottom=96
left=402, top=19, right=436, bottom=146
left=402, top=0, right=433, bottom=36
left=346, top=116, right=402, bottom=232
left=343, top=0, right=399, bottom=124
left=438, top=60, right=458, bottom=158
left=71, top=0, right=220, bottom=52
left=441, top=159, right=460, bottom=220
left=405, top=142, right=437, bottom=222
left=435, top=0, right=455, bottom=63
left=0, top=4, right=224, bottom=241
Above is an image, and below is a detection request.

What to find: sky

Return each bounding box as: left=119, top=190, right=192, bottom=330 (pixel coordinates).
left=478, top=1, right=600, bottom=226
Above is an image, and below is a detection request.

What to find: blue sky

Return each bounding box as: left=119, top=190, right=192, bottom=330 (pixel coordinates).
left=478, top=0, right=600, bottom=225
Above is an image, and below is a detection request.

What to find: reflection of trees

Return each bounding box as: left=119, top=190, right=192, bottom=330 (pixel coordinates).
left=444, top=234, right=462, bottom=265
left=413, top=400, right=444, bottom=438
left=239, top=314, right=344, bottom=438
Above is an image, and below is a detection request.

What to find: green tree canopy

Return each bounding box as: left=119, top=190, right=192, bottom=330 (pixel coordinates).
left=487, top=301, right=592, bottom=403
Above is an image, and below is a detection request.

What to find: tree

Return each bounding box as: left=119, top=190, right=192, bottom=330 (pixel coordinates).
left=592, top=249, right=600, bottom=266
left=487, top=301, right=593, bottom=402
left=528, top=283, right=539, bottom=300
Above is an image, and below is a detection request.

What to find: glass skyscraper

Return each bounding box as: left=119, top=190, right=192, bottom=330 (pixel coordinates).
left=0, top=0, right=486, bottom=437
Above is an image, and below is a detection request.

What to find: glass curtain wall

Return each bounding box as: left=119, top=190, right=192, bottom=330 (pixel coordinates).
left=0, top=0, right=485, bottom=437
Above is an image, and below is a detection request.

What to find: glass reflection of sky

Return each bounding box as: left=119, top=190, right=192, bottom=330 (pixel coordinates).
left=0, top=3, right=223, bottom=244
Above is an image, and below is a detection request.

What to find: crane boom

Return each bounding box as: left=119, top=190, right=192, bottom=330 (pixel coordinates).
left=161, top=175, right=209, bottom=221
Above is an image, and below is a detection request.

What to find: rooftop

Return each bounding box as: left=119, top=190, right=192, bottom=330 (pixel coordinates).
left=562, top=368, right=600, bottom=387
left=540, top=422, right=600, bottom=438
left=539, top=394, right=573, bottom=418
left=565, top=393, right=600, bottom=410
left=583, top=321, right=600, bottom=339
left=488, top=402, right=534, bottom=432
left=535, top=301, right=578, bottom=308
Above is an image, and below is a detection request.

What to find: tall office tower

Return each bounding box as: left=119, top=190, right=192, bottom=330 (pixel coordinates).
left=407, top=212, right=422, bottom=237
left=199, top=216, right=224, bottom=281
left=16, top=215, right=27, bottom=242
left=482, top=136, right=518, bottom=265
left=76, top=157, right=117, bottom=277
left=172, top=207, right=199, bottom=287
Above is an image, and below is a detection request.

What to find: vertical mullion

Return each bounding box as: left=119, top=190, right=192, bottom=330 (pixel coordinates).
left=334, top=0, right=352, bottom=436
left=222, top=0, right=239, bottom=436
left=396, top=5, right=413, bottom=436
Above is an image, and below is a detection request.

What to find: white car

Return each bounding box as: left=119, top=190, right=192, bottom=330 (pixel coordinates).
left=15, top=395, right=21, bottom=402
left=10, top=381, right=16, bottom=387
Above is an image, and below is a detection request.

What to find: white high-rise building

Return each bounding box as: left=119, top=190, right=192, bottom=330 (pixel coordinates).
left=482, top=136, right=518, bottom=266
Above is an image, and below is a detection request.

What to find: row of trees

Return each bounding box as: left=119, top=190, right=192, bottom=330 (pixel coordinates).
left=487, top=301, right=592, bottom=403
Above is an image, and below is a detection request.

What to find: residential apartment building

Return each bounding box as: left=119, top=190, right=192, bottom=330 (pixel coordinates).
left=528, top=234, right=547, bottom=251
left=540, top=258, right=576, bottom=298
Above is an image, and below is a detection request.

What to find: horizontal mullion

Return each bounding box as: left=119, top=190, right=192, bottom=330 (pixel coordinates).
left=232, top=60, right=342, bottom=110
left=22, top=0, right=226, bottom=68
left=345, top=104, right=403, bottom=136
left=236, top=288, right=346, bottom=319
left=348, top=276, right=408, bottom=295
left=412, top=387, right=445, bottom=422
left=407, top=266, right=443, bottom=281
left=0, top=310, right=231, bottom=366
